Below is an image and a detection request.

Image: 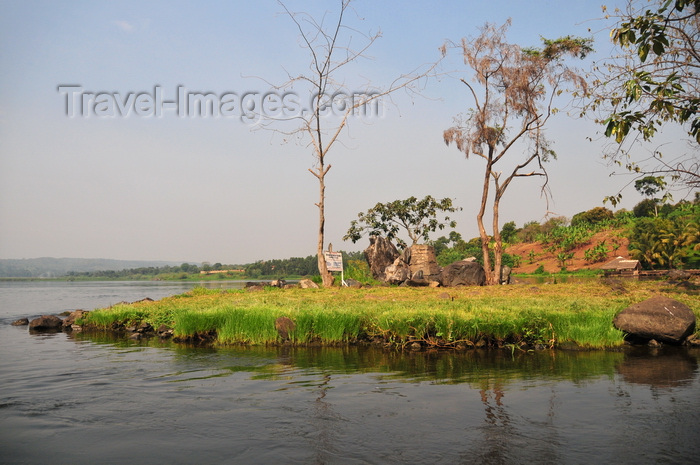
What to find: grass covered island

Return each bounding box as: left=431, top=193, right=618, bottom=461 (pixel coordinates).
left=81, top=279, right=700, bottom=350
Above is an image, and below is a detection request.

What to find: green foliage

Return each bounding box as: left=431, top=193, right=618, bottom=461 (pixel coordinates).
left=556, top=252, right=575, bottom=270
left=584, top=241, right=611, bottom=263
left=633, top=198, right=662, bottom=217
left=627, top=199, right=700, bottom=269
left=571, top=207, right=614, bottom=227
left=527, top=250, right=537, bottom=264
left=593, top=0, right=700, bottom=198
left=634, top=175, right=667, bottom=198
left=518, top=221, right=542, bottom=242
left=525, top=35, right=594, bottom=60
left=344, top=195, right=461, bottom=249
left=345, top=259, right=379, bottom=285
left=500, top=221, right=519, bottom=243
left=431, top=234, right=517, bottom=269
left=243, top=251, right=364, bottom=278
left=539, top=224, right=594, bottom=253
left=606, top=0, right=700, bottom=142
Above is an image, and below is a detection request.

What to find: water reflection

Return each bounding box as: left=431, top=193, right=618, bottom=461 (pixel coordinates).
left=71, top=330, right=700, bottom=386
left=616, top=346, right=698, bottom=388
left=6, top=327, right=700, bottom=464
left=70, top=331, right=700, bottom=391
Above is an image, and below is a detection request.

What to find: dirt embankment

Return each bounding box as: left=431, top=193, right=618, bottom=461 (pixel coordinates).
left=506, top=230, right=630, bottom=274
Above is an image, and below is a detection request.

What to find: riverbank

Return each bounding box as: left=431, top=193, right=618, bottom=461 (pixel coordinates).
left=80, top=279, right=699, bottom=350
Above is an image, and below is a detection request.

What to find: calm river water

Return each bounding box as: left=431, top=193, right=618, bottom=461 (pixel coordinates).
left=1, top=281, right=699, bottom=464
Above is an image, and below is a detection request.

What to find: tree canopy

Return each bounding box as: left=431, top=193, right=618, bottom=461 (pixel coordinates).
left=589, top=0, right=699, bottom=200
left=343, top=196, right=460, bottom=250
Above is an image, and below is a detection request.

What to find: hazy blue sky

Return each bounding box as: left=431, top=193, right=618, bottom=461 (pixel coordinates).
left=0, top=0, right=678, bottom=264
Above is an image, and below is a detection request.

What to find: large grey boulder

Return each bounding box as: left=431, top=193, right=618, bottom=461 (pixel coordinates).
left=440, top=260, right=486, bottom=287
left=364, top=236, right=400, bottom=281
left=613, top=295, right=696, bottom=344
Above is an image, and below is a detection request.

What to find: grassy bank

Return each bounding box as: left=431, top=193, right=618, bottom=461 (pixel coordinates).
left=82, top=280, right=700, bottom=350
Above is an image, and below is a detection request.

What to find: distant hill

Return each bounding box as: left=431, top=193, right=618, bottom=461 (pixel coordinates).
left=0, top=258, right=184, bottom=278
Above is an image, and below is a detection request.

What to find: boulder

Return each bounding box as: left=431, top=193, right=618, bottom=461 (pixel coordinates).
left=402, top=244, right=440, bottom=280
left=275, top=316, right=296, bottom=340
left=440, top=260, right=486, bottom=287
left=364, top=236, right=400, bottom=281
left=62, top=310, right=88, bottom=330
left=500, top=265, right=512, bottom=285
left=246, top=281, right=268, bottom=288
left=299, top=278, right=319, bottom=289
left=12, top=318, right=29, bottom=326
left=613, top=295, right=696, bottom=344
left=667, top=269, right=691, bottom=281
left=344, top=278, right=363, bottom=288
left=384, top=257, right=411, bottom=285
left=157, top=324, right=174, bottom=337
left=29, top=315, right=63, bottom=331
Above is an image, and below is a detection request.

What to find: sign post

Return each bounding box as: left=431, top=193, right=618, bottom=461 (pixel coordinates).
left=323, top=249, right=346, bottom=286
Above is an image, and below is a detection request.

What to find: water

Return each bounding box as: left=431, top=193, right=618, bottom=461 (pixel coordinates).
left=1, top=281, right=699, bottom=464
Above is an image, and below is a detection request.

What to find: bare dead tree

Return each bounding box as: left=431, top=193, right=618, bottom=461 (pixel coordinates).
left=443, top=21, right=591, bottom=285
left=260, top=1, right=437, bottom=286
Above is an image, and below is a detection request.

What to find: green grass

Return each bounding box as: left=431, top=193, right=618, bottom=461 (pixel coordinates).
left=82, top=281, right=699, bottom=349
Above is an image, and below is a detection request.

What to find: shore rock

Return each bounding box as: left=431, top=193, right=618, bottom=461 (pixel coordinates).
left=12, top=318, right=29, bottom=326
left=299, top=279, right=319, bottom=289
left=157, top=324, right=174, bottom=337
left=29, top=315, right=63, bottom=331
left=62, top=310, right=88, bottom=330
left=275, top=316, right=296, bottom=340
left=613, top=295, right=696, bottom=344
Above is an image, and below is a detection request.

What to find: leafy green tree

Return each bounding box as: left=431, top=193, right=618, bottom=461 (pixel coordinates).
left=634, top=175, right=670, bottom=216
left=343, top=196, right=460, bottom=250
left=571, top=207, right=615, bottom=226
left=442, top=21, right=591, bottom=284
left=500, top=221, right=519, bottom=244
left=589, top=0, right=699, bottom=202
left=517, top=221, right=542, bottom=243
left=540, top=216, right=569, bottom=236
left=633, top=198, right=661, bottom=217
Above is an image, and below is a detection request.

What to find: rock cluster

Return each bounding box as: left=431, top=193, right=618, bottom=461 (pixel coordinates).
left=364, top=239, right=492, bottom=287
left=13, top=298, right=175, bottom=341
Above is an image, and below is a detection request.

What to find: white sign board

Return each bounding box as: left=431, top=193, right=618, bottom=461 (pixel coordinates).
left=324, top=252, right=343, bottom=272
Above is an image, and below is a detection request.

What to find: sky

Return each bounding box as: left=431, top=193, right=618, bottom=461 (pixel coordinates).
left=0, top=0, right=682, bottom=265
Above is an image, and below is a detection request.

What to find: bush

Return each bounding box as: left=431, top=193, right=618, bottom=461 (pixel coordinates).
left=571, top=207, right=614, bottom=227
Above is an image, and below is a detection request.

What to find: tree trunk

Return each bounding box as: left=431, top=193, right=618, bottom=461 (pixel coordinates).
left=316, top=167, right=334, bottom=287
left=491, top=191, right=503, bottom=285
left=478, top=153, right=495, bottom=285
